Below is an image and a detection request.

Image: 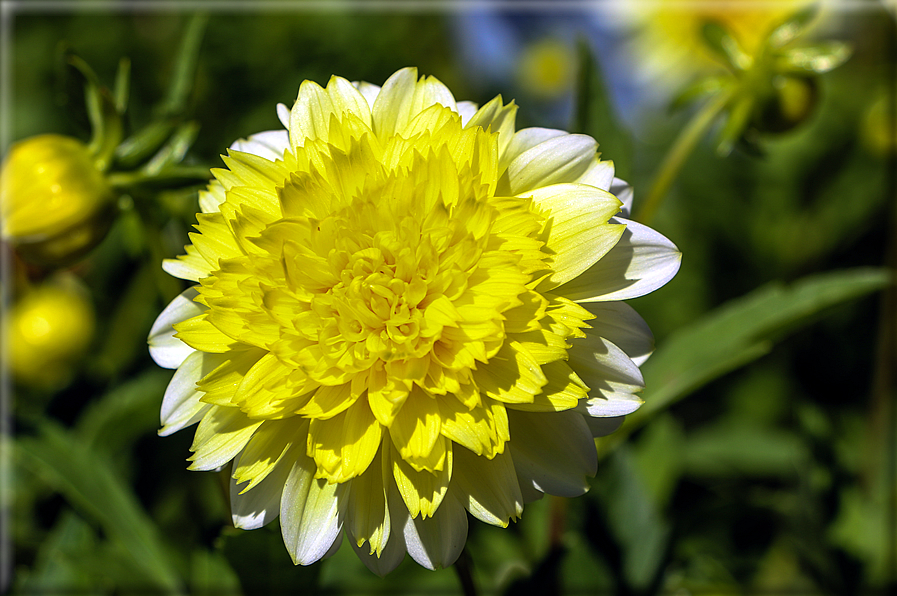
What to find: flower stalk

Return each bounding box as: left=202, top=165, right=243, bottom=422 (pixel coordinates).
left=635, top=88, right=734, bottom=224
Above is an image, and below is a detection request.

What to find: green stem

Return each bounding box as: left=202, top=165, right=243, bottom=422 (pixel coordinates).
left=635, top=89, right=734, bottom=224
left=106, top=165, right=211, bottom=190
left=453, top=547, right=478, bottom=596
left=548, top=495, right=567, bottom=548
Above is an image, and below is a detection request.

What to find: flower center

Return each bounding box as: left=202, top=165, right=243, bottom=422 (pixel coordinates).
left=190, top=106, right=550, bottom=425
left=320, top=219, right=440, bottom=364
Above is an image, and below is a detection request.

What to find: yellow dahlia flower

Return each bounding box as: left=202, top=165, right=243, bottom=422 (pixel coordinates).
left=148, top=67, right=680, bottom=573
left=614, top=0, right=816, bottom=87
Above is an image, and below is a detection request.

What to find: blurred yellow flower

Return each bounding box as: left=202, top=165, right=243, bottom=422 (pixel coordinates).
left=149, top=67, right=680, bottom=573
left=517, top=38, right=577, bottom=99
left=6, top=280, right=95, bottom=388
left=620, top=0, right=816, bottom=84
left=1, top=134, right=115, bottom=265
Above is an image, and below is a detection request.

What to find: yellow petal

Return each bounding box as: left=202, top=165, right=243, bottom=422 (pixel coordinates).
left=526, top=183, right=624, bottom=286
left=308, top=399, right=382, bottom=483
left=197, top=347, right=266, bottom=406
left=174, top=313, right=244, bottom=354
left=391, top=438, right=452, bottom=519
left=388, top=388, right=442, bottom=470
left=452, top=447, right=523, bottom=527
left=233, top=418, right=306, bottom=491
left=372, top=67, right=457, bottom=139
left=290, top=75, right=373, bottom=148
left=345, top=448, right=391, bottom=555
left=189, top=406, right=263, bottom=471
left=297, top=382, right=359, bottom=420
left=437, top=393, right=508, bottom=458
left=474, top=341, right=548, bottom=404
left=232, top=352, right=311, bottom=418
left=504, top=360, right=587, bottom=413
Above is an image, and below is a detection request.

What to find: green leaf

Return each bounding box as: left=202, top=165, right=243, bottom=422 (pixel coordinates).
left=599, top=268, right=892, bottom=454
left=591, top=447, right=671, bottom=591
left=700, top=20, right=751, bottom=71
left=767, top=5, right=820, bottom=48
left=114, top=57, right=131, bottom=114
left=683, top=422, right=808, bottom=477
left=632, top=413, right=685, bottom=505
left=75, top=368, right=171, bottom=455
left=143, top=121, right=201, bottom=175
left=17, top=422, right=186, bottom=594
left=115, top=120, right=179, bottom=168
left=66, top=52, right=122, bottom=172
left=190, top=549, right=243, bottom=595
left=160, top=13, right=209, bottom=117
left=778, top=42, right=852, bottom=74
left=571, top=37, right=632, bottom=180
left=16, top=510, right=103, bottom=595
left=92, top=263, right=167, bottom=378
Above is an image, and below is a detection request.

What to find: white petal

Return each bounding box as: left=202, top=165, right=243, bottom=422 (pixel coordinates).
left=610, top=177, right=633, bottom=218
left=555, top=218, right=681, bottom=302
left=568, top=335, right=646, bottom=418
left=323, top=532, right=343, bottom=560
left=518, top=479, right=544, bottom=503
left=577, top=409, right=626, bottom=437
left=276, top=103, right=291, bottom=129
left=350, top=481, right=408, bottom=576
left=280, top=455, right=345, bottom=565
left=504, top=134, right=598, bottom=195
left=569, top=333, right=644, bottom=389
left=582, top=301, right=655, bottom=366
left=158, top=350, right=223, bottom=436
left=452, top=448, right=523, bottom=527
left=350, top=531, right=406, bottom=576
left=501, top=127, right=567, bottom=172
left=229, top=130, right=290, bottom=162
left=352, top=81, right=382, bottom=108
left=403, top=493, right=468, bottom=570
left=575, top=158, right=615, bottom=192
left=583, top=392, right=643, bottom=417
left=230, top=447, right=296, bottom=530
left=456, top=101, right=479, bottom=126
left=508, top=410, right=597, bottom=498
left=148, top=288, right=204, bottom=369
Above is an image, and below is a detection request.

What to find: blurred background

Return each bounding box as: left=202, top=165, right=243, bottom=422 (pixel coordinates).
left=2, top=2, right=894, bottom=594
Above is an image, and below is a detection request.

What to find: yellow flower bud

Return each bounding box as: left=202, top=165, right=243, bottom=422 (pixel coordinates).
left=5, top=281, right=95, bottom=388
left=1, top=134, right=115, bottom=266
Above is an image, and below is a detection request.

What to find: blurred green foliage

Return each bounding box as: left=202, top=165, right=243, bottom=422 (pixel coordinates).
left=4, top=5, right=895, bottom=596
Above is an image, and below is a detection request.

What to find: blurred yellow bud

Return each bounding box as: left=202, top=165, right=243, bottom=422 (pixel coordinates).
left=5, top=281, right=95, bottom=388
left=1, top=134, right=115, bottom=266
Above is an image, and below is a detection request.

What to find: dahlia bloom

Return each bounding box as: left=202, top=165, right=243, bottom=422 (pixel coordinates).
left=148, top=67, right=680, bottom=573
